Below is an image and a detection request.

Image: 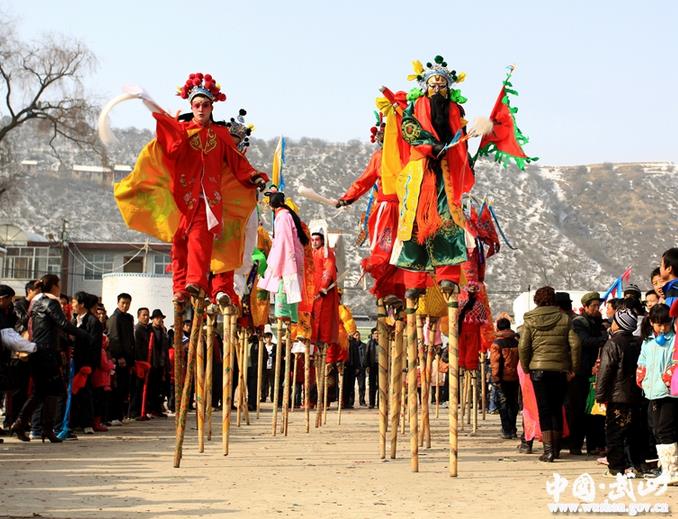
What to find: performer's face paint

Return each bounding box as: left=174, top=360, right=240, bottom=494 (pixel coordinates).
left=191, top=95, right=213, bottom=126
left=426, top=75, right=448, bottom=98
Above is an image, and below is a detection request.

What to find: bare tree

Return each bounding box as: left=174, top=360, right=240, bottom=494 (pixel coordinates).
left=0, top=20, right=99, bottom=158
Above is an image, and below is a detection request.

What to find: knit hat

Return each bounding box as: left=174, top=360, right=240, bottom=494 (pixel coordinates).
left=613, top=309, right=638, bottom=332
left=623, top=284, right=642, bottom=299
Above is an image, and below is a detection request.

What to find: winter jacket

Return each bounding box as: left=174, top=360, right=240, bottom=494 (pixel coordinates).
left=106, top=308, right=135, bottom=363
left=12, top=298, right=28, bottom=334
left=30, top=293, right=86, bottom=351
left=518, top=306, right=581, bottom=373
left=663, top=278, right=678, bottom=309
left=595, top=330, right=641, bottom=404
left=490, top=329, right=519, bottom=382
left=73, top=313, right=102, bottom=370
left=572, top=313, right=607, bottom=376
left=637, top=332, right=677, bottom=400
left=134, top=323, right=152, bottom=362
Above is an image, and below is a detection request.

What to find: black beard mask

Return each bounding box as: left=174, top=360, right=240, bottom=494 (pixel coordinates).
left=430, top=93, right=452, bottom=144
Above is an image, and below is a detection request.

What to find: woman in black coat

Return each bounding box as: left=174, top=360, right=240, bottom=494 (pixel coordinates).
left=11, top=274, right=89, bottom=442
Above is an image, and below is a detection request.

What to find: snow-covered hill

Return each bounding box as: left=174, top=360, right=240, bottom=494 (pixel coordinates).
left=2, top=124, right=675, bottom=315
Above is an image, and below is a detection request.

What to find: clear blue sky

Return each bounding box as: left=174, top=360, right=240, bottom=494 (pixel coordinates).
left=6, top=0, right=677, bottom=165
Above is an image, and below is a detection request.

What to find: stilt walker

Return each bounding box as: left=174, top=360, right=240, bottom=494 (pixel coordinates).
left=174, top=293, right=205, bottom=468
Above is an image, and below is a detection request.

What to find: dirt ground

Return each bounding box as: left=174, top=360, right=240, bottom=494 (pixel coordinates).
left=0, top=404, right=676, bottom=518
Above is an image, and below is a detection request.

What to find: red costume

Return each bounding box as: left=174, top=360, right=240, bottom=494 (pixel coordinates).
left=153, top=112, right=261, bottom=295
left=338, top=149, right=405, bottom=300
left=311, top=245, right=339, bottom=348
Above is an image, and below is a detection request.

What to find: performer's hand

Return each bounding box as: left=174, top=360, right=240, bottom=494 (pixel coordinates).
left=319, top=289, right=327, bottom=297
left=336, top=199, right=352, bottom=208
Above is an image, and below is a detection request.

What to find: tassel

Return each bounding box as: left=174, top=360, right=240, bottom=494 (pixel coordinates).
left=415, top=169, right=442, bottom=244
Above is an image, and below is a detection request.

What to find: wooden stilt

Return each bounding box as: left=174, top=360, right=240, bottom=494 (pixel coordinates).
left=376, top=299, right=389, bottom=459
left=472, top=369, right=478, bottom=434
left=337, top=362, right=344, bottom=425
left=314, top=344, right=325, bottom=428
left=243, top=328, right=250, bottom=426
left=173, top=301, right=185, bottom=428
left=322, top=360, right=329, bottom=425
left=460, top=369, right=466, bottom=432
left=236, top=332, right=244, bottom=428
left=173, top=294, right=205, bottom=468
left=222, top=305, right=233, bottom=456
left=256, top=333, right=264, bottom=419
left=282, top=325, right=291, bottom=436
left=466, top=371, right=472, bottom=426
left=480, top=352, right=487, bottom=421
left=195, top=310, right=206, bottom=453
left=424, top=318, right=436, bottom=448
left=291, top=352, right=299, bottom=414
left=304, top=340, right=311, bottom=433
left=400, top=332, right=407, bottom=435
left=389, top=318, right=404, bottom=459
left=435, top=351, right=441, bottom=420
left=442, top=289, right=460, bottom=477
left=405, top=296, right=419, bottom=472
left=272, top=318, right=284, bottom=435
left=416, top=314, right=428, bottom=448
left=205, top=308, right=216, bottom=442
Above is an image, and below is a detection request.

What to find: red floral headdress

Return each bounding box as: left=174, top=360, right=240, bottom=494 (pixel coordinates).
left=176, top=72, right=226, bottom=103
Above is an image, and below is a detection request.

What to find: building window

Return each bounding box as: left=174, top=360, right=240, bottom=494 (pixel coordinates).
left=2, top=246, right=61, bottom=279
left=153, top=253, right=171, bottom=275
left=83, top=252, right=114, bottom=280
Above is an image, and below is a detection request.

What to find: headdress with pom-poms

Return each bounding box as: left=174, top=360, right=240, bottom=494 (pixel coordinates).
left=369, top=111, right=385, bottom=146
left=176, top=72, right=227, bottom=103
left=407, top=55, right=466, bottom=90
left=225, top=108, right=254, bottom=153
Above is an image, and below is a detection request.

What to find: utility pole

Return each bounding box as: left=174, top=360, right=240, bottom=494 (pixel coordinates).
left=60, top=219, right=69, bottom=294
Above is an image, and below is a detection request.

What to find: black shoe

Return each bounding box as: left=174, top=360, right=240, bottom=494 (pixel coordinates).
left=404, top=288, right=425, bottom=300
left=42, top=430, right=63, bottom=443
left=539, top=431, right=554, bottom=462
left=438, top=280, right=460, bottom=295
left=11, top=419, right=30, bottom=442
left=185, top=284, right=201, bottom=298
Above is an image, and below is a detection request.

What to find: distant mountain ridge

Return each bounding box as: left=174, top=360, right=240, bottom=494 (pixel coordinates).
left=2, top=122, right=675, bottom=315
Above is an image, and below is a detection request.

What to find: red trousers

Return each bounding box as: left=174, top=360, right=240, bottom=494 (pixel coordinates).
left=172, top=200, right=213, bottom=294
left=402, top=266, right=461, bottom=290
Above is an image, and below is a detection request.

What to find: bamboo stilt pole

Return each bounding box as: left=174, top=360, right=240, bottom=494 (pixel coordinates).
left=282, top=325, right=291, bottom=436
left=322, top=360, right=330, bottom=425
left=222, top=305, right=233, bottom=456
left=272, top=318, right=284, bottom=435
left=243, top=328, right=250, bottom=426
left=443, top=289, right=460, bottom=477
left=291, top=352, right=299, bottom=414
left=195, top=310, right=207, bottom=453
left=400, top=333, right=407, bottom=435
left=405, top=296, right=419, bottom=472
left=337, top=362, right=344, bottom=425
left=314, top=344, right=325, bottom=428
left=205, top=309, right=215, bottom=442
left=256, top=333, right=264, bottom=419
left=376, top=299, right=389, bottom=459
left=173, top=294, right=205, bottom=468
left=435, top=352, right=441, bottom=419
left=225, top=310, right=237, bottom=454
left=304, top=340, right=311, bottom=433
left=416, top=314, right=428, bottom=448
left=173, top=301, right=185, bottom=428
left=424, top=318, right=436, bottom=448
left=480, top=352, right=487, bottom=421
left=389, top=319, right=404, bottom=459
left=472, top=370, right=478, bottom=434
left=236, top=332, right=244, bottom=428
left=466, top=371, right=472, bottom=426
